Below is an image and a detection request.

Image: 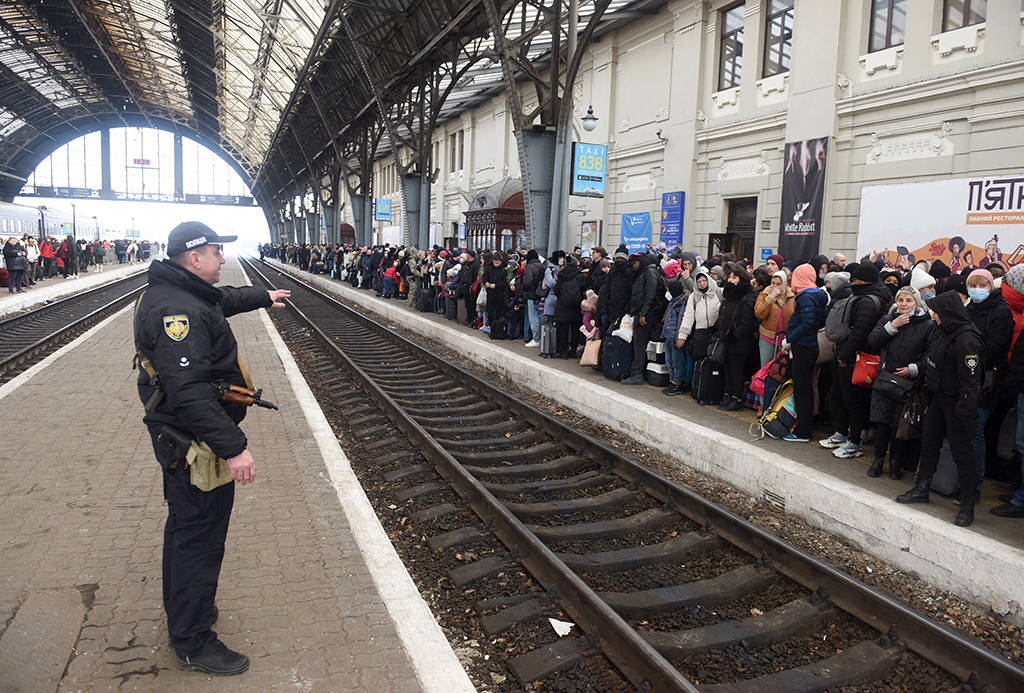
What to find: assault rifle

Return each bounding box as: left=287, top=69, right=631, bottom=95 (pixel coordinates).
left=210, top=381, right=279, bottom=410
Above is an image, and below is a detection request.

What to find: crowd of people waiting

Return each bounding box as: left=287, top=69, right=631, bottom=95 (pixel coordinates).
left=262, top=240, right=1024, bottom=529
left=2, top=236, right=158, bottom=292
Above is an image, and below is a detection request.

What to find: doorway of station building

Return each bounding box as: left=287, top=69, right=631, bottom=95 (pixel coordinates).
left=708, top=197, right=756, bottom=263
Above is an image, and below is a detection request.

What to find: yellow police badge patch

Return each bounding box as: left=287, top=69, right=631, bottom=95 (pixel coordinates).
left=163, top=315, right=190, bottom=341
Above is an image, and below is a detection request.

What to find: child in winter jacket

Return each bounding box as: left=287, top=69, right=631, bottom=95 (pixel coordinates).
left=580, top=290, right=599, bottom=340
left=662, top=280, right=690, bottom=395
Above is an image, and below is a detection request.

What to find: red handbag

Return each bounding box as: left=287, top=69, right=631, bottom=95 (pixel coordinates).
left=852, top=352, right=881, bottom=388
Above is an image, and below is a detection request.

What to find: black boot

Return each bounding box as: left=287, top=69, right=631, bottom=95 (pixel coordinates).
left=896, top=478, right=930, bottom=504
left=954, top=494, right=976, bottom=527
left=663, top=382, right=680, bottom=396
left=867, top=457, right=884, bottom=478
left=888, top=459, right=903, bottom=481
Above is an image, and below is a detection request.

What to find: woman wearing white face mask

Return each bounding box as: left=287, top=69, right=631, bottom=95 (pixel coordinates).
left=965, top=268, right=1015, bottom=497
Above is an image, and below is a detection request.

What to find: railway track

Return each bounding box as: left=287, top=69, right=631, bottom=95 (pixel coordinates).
left=245, top=257, right=1023, bottom=693
left=0, top=272, right=148, bottom=384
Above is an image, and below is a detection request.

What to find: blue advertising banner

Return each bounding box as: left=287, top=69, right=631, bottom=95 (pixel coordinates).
left=375, top=198, right=391, bottom=221
left=660, top=191, right=684, bottom=246
left=571, top=142, right=607, bottom=198
left=621, top=212, right=652, bottom=254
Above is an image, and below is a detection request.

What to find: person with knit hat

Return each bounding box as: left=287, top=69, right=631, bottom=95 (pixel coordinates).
left=823, top=271, right=852, bottom=302
left=910, top=266, right=937, bottom=301
left=597, top=247, right=635, bottom=349
left=821, top=261, right=892, bottom=458
left=777, top=264, right=829, bottom=442
left=896, top=290, right=985, bottom=527
left=964, top=267, right=1015, bottom=496
left=864, top=286, right=936, bottom=479
left=992, top=263, right=1024, bottom=517
left=765, top=254, right=784, bottom=274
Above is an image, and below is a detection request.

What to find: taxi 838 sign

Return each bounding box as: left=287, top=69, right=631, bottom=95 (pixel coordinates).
left=572, top=143, right=607, bottom=198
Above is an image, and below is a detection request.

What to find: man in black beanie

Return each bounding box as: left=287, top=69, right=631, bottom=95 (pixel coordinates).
left=821, top=261, right=892, bottom=458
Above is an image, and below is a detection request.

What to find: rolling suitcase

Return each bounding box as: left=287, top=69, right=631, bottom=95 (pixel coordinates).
left=457, top=300, right=469, bottom=326
left=446, top=298, right=458, bottom=321
left=601, top=335, right=632, bottom=380
left=692, top=357, right=724, bottom=405
left=540, top=323, right=557, bottom=358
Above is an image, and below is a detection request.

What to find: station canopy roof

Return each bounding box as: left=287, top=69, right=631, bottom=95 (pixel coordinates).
left=0, top=0, right=662, bottom=206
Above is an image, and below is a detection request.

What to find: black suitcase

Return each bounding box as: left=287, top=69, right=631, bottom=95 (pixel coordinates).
left=419, top=285, right=436, bottom=312
left=601, top=335, right=632, bottom=380
left=540, top=323, right=557, bottom=357
left=446, top=298, right=458, bottom=321
left=692, top=357, right=724, bottom=405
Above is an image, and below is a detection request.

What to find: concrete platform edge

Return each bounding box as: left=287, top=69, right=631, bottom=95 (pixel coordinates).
left=249, top=278, right=477, bottom=692
left=267, top=259, right=1024, bottom=626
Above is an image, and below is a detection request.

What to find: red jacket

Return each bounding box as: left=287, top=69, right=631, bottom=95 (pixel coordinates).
left=1004, top=283, right=1024, bottom=357
left=40, top=240, right=55, bottom=259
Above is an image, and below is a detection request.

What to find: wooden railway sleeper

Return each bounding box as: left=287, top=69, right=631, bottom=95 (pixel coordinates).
left=600, top=553, right=777, bottom=617
left=527, top=504, right=679, bottom=542
left=449, top=551, right=521, bottom=588
left=503, top=486, right=639, bottom=520
left=642, top=586, right=836, bottom=659
left=695, top=626, right=905, bottom=693
left=462, top=454, right=591, bottom=479
left=555, top=529, right=720, bottom=574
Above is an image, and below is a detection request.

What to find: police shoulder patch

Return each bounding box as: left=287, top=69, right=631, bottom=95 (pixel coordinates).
left=163, top=315, right=190, bottom=341
left=965, top=354, right=979, bottom=373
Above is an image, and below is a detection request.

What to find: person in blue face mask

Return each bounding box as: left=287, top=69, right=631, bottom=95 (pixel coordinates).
left=910, top=266, right=937, bottom=303
left=965, top=268, right=1015, bottom=499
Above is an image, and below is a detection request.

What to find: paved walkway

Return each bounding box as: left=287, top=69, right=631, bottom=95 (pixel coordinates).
left=0, top=260, right=475, bottom=692
left=270, top=258, right=1024, bottom=628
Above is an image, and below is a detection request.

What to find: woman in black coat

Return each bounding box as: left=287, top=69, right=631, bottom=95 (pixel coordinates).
left=718, top=266, right=757, bottom=411
left=865, top=287, right=936, bottom=479
left=553, top=255, right=586, bottom=359
left=482, top=252, right=509, bottom=329
left=4, top=237, right=28, bottom=293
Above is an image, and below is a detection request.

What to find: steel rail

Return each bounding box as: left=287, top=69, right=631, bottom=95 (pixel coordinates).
left=248, top=257, right=1024, bottom=693
left=0, top=276, right=147, bottom=375
left=244, top=257, right=701, bottom=693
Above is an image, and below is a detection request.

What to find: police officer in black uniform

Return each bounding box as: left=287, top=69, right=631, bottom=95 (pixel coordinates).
left=895, top=289, right=984, bottom=526
left=135, top=221, right=290, bottom=675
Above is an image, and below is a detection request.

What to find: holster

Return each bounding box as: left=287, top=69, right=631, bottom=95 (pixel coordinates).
left=157, top=424, right=193, bottom=471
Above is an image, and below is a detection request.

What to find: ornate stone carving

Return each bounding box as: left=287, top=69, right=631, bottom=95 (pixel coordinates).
left=867, top=121, right=954, bottom=165
left=695, top=110, right=708, bottom=129
left=859, top=46, right=903, bottom=76
left=622, top=170, right=656, bottom=193
left=931, top=25, right=985, bottom=56
left=837, top=73, right=852, bottom=97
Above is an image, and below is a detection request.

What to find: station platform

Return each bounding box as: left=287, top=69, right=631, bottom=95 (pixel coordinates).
left=266, top=258, right=1024, bottom=629
left=0, top=260, right=475, bottom=692
left=0, top=258, right=149, bottom=319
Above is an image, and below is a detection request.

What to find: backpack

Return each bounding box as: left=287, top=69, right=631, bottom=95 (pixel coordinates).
left=824, top=295, right=882, bottom=343
left=489, top=317, right=508, bottom=340
left=751, top=379, right=797, bottom=440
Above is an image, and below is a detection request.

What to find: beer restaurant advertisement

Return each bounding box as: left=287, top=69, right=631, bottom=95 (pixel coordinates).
left=857, top=175, right=1024, bottom=272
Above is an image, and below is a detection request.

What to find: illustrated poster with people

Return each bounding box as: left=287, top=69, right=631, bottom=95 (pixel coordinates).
left=779, top=137, right=828, bottom=265
left=856, top=176, right=1024, bottom=271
